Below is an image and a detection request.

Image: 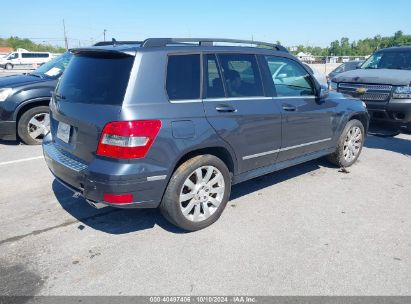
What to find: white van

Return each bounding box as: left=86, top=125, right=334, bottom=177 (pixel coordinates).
left=0, top=49, right=52, bottom=70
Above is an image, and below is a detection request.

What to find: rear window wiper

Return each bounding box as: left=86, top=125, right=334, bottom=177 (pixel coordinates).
left=29, top=73, right=44, bottom=79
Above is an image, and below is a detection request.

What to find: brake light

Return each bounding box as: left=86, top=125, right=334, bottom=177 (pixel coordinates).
left=103, top=193, right=133, bottom=204
left=97, top=120, right=161, bottom=159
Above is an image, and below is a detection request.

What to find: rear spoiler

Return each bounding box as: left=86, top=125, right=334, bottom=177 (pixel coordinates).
left=69, top=48, right=136, bottom=57
left=93, top=40, right=142, bottom=46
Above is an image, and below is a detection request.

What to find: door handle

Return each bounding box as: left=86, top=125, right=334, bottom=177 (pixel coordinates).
left=215, top=105, right=237, bottom=113
left=282, top=104, right=297, bottom=111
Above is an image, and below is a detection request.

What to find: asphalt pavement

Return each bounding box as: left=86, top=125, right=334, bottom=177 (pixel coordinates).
left=0, top=134, right=410, bottom=296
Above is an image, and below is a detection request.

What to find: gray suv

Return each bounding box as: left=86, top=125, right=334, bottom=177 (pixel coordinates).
left=43, top=38, right=369, bottom=231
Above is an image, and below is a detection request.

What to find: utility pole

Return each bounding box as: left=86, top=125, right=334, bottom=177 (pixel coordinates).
left=103, top=29, right=107, bottom=41
left=63, top=19, right=68, bottom=50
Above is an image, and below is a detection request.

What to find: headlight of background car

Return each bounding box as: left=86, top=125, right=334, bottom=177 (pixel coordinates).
left=0, top=88, right=13, bottom=102
left=330, top=81, right=338, bottom=91
left=393, top=86, right=411, bottom=99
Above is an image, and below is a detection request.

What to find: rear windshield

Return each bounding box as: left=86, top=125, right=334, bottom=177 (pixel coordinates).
left=56, top=53, right=134, bottom=105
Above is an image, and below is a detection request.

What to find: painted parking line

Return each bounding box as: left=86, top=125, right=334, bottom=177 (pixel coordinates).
left=0, top=156, right=44, bottom=166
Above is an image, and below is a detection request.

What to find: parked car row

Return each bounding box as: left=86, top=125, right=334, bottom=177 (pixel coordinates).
left=329, top=46, right=411, bottom=135
left=0, top=49, right=54, bottom=70
left=326, top=60, right=364, bottom=84
left=0, top=52, right=72, bottom=144
left=36, top=38, right=369, bottom=231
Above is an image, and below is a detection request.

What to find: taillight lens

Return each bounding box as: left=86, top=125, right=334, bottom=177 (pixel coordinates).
left=103, top=193, right=133, bottom=204
left=97, top=120, right=161, bottom=159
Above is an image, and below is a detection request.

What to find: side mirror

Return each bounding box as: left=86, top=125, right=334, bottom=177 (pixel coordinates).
left=276, top=73, right=287, bottom=79
left=319, top=85, right=329, bottom=99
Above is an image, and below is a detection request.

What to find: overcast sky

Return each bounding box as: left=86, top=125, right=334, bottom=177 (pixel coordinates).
left=1, top=0, right=410, bottom=48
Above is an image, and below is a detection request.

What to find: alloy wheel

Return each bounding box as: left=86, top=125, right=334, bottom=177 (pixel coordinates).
left=27, top=112, right=50, bottom=142
left=179, top=166, right=225, bottom=222
left=343, top=126, right=363, bottom=162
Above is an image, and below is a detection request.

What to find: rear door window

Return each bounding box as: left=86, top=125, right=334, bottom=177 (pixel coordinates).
left=217, top=54, right=264, bottom=97
left=56, top=53, right=134, bottom=105
left=166, top=54, right=201, bottom=100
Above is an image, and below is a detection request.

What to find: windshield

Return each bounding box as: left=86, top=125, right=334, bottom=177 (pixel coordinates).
left=56, top=53, right=134, bottom=105
left=31, top=52, right=72, bottom=79
left=361, top=50, right=411, bottom=70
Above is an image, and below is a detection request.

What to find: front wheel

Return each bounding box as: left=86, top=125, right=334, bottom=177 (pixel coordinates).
left=328, top=119, right=365, bottom=167
left=5, top=63, right=13, bottom=70
left=17, top=106, right=50, bottom=145
left=160, top=155, right=232, bottom=231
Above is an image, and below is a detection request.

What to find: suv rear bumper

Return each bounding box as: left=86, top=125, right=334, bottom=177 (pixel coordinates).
left=0, top=121, right=17, bottom=140
left=43, top=136, right=168, bottom=209
left=365, top=98, right=411, bottom=129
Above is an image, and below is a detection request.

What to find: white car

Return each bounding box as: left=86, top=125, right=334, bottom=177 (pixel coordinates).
left=0, top=49, right=52, bottom=70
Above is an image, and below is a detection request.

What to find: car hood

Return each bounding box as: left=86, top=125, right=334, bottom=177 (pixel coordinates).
left=0, top=74, right=46, bottom=88
left=332, top=69, right=411, bottom=86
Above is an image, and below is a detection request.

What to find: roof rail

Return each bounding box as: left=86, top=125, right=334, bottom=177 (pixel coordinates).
left=141, top=38, right=288, bottom=52
left=93, top=40, right=142, bottom=46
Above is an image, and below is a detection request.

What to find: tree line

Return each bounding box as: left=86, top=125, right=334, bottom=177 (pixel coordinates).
left=0, top=36, right=66, bottom=53
left=290, top=31, right=410, bottom=57
left=1, top=31, right=410, bottom=56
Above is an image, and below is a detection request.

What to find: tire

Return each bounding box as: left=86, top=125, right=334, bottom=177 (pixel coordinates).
left=17, top=106, right=50, bottom=145
left=368, top=123, right=401, bottom=137
left=402, top=125, right=411, bottom=135
left=160, top=154, right=232, bottom=231
left=327, top=119, right=365, bottom=168
left=5, top=63, right=13, bottom=70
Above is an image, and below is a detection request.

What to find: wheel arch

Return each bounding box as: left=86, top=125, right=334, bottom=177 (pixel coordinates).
left=173, top=146, right=236, bottom=177
left=349, top=112, right=369, bottom=134
left=14, top=97, right=51, bottom=122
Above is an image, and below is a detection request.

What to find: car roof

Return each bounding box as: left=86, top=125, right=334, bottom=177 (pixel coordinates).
left=71, top=38, right=290, bottom=57
left=378, top=46, right=411, bottom=52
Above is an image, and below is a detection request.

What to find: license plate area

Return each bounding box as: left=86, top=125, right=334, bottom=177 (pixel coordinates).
left=57, top=121, right=71, bottom=143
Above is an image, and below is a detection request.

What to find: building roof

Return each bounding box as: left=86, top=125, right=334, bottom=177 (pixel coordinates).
left=0, top=47, right=13, bottom=53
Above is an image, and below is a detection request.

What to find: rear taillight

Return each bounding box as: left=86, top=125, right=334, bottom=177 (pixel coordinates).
left=97, top=120, right=161, bottom=159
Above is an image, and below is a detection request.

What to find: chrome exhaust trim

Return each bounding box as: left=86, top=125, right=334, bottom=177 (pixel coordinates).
left=86, top=199, right=108, bottom=209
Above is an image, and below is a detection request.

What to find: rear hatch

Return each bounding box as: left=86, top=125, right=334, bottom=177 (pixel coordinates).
left=49, top=50, right=135, bottom=163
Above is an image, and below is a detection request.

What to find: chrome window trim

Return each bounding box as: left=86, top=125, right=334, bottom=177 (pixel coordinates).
left=169, top=99, right=203, bottom=103
left=203, top=96, right=272, bottom=102
left=243, top=138, right=332, bottom=160
left=272, top=96, right=316, bottom=99
left=170, top=96, right=317, bottom=103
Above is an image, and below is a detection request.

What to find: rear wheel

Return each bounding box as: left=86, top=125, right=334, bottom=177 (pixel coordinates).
left=403, top=124, right=411, bottom=134
left=17, top=106, right=50, bottom=145
left=328, top=119, right=365, bottom=167
left=160, top=155, right=231, bottom=231
left=5, top=63, right=13, bottom=70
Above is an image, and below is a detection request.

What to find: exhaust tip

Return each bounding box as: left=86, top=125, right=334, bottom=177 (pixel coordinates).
left=86, top=199, right=108, bottom=209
